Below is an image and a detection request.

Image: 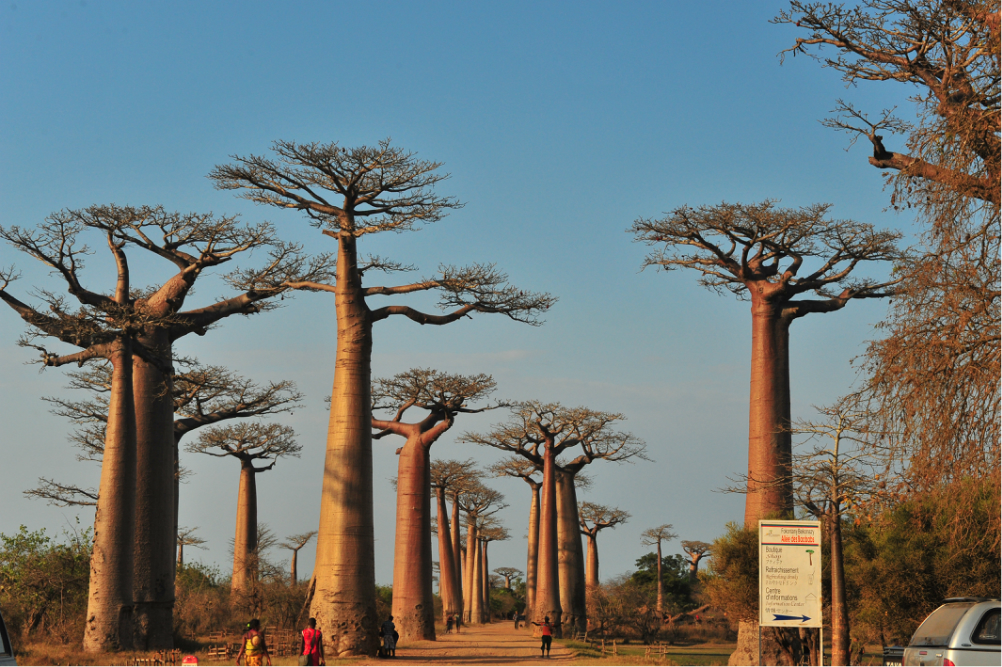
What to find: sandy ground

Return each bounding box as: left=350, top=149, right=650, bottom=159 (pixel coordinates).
left=352, top=623, right=573, bottom=666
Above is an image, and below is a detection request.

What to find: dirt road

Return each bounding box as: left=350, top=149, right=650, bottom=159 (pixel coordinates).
left=353, top=623, right=573, bottom=665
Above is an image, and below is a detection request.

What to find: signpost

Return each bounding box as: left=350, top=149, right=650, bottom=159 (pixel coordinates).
left=759, top=520, right=823, bottom=664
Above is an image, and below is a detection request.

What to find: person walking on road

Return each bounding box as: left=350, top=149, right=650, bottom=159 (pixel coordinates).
left=236, top=618, right=272, bottom=666
left=380, top=615, right=397, bottom=658
left=299, top=617, right=325, bottom=666
left=531, top=616, right=555, bottom=658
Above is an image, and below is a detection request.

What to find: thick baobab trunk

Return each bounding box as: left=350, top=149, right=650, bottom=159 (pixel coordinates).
left=451, top=492, right=464, bottom=614
left=585, top=534, right=599, bottom=590
left=462, top=519, right=480, bottom=623
left=468, top=533, right=484, bottom=624
left=525, top=482, right=540, bottom=619
left=831, top=513, right=849, bottom=666
left=231, top=459, right=259, bottom=596
left=533, top=447, right=562, bottom=637
left=745, top=299, right=793, bottom=526
left=84, top=339, right=136, bottom=652
left=481, top=540, right=489, bottom=623
left=391, top=437, right=435, bottom=641
left=291, top=549, right=298, bottom=585
left=435, top=489, right=458, bottom=623
left=132, top=329, right=176, bottom=650
left=311, top=235, right=378, bottom=656
left=555, top=469, right=586, bottom=635
left=177, top=544, right=184, bottom=568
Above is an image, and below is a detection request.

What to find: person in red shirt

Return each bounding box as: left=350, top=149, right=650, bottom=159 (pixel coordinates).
left=531, top=616, right=556, bottom=658
left=299, top=617, right=325, bottom=666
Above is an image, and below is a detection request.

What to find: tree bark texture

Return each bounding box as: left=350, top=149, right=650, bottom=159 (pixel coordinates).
left=231, top=459, right=259, bottom=595
left=450, top=492, right=463, bottom=615
left=555, top=469, right=587, bottom=635
left=730, top=621, right=802, bottom=666
left=585, top=534, right=599, bottom=590
left=390, top=436, right=435, bottom=641
left=311, top=235, right=378, bottom=656
left=830, top=514, right=849, bottom=666
left=83, top=339, right=136, bottom=652
left=533, top=446, right=562, bottom=637
left=435, top=489, right=458, bottom=622
left=745, top=300, right=794, bottom=526
left=525, top=482, right=540, bottom=619
left=132, top=328, right=176, bottom=650
left=470, top=534, right=484, bottom=624
left=462, top=519, right=480, bottom=623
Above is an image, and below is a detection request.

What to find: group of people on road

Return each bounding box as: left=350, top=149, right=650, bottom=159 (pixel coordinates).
left=235, top=617, right=325, bottom=666
left=444, top=613, right=464, bottom=633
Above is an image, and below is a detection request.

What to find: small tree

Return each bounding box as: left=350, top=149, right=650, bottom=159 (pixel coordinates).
left=280, top=531, right=317, bottom=586
left=640, top=525, right=678, bottom=619
left=211, top=140, right=555, bottom=654
left=792, top=400, right=883, bottom=667
left=176, top=527, right=207, bottom=568
left=680, top=541, right=711, bottom=581
left=186, top=423, right=301, bottom=595
left=371, top=369, right=500, bottom=640
left=578, top=502, right=630, bottom=589
left=494, top=567, right=523, bottom=590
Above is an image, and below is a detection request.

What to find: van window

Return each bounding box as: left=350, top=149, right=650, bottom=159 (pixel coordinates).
left=908, top=603, right=970, bottom=647
left=972, top=609, right=1000, bottom=645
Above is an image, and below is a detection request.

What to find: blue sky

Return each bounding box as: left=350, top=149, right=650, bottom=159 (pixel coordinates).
left=1, top=1, right=917, bottom=586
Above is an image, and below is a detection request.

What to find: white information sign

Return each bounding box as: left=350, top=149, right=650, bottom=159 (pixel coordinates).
left=759, top=520, right=822, bottom=628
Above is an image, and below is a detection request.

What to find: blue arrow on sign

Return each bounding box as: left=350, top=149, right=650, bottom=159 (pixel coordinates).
left=773, top=614, right=811, bottom=623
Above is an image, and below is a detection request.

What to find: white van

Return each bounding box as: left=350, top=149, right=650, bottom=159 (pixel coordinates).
left=0, top=609, right=16, bottom=666
left=903, top=598, right=1001, bottom=666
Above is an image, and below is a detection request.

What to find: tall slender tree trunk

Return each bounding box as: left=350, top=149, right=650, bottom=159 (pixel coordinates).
left=391, top=437, right=435, bottom=641
left=172, top=436, right=181, bottom=583
left=435, top=489, right=457, bottom=623
left=533, top=446, right=562, bottom=637
left=469, top=532, right=484, bottom=624
left=555, top=469, right=586, bottom=635
left=177, top=544, right=184, bottom=569
left=525, top=482, right=540, bottom=620
left=450, top=492, right=463, bottom=615
left=745, top=299, right=794, bottom=525
left=84, top=338, right=137, bottom=652
left=462, top=519, right=479, bottom=623
left=585, top=534, right=599, bottom=590
left=655, top=540, right=664, bottom=618
left=132, top=329, right=176, bottom=650
left=830, top=512, right=849, bottom=666
left=311, top=235, right=378, bottom=656
left=231, top=459, right=259, bottom=596
left=480, top=540, right=489, bottom=623
left=291, top=549, right=298, bottom=585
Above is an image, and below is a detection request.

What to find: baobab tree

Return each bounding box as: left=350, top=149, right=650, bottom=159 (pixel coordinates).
left=430, top=459, right=478, bottom=624
left=494, top=567, right=523, bottom=590
left=371, top=369, right=500, bottom=641
left=640, top=524, right=678, bottom=619
left=465, top=401, right=646, bottom=636
left=479, top=525, right=510, bottom=622
left=680, top=541, right=711, bottom=581
left=490, top=457, right=541, bottom=618
left=176, top=527, right=207, bottom=568
left=31, top=359, right=303, bottom=572
left=632, top=201, right=900, bottom=525
left=186, top=423, right=301, bottom=595
left=1, top=213, right=166, bottom=651
left=792, top=401, right=883, bottom=667
left=3, top=204, right=320, bottom=649
left=456, top=481, right=506, bottom=625
left=578, top=502, right=630, bottom=590
left=280, top=531, right=317, bottom=585
left=211, top=140, right=555, bottom=655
